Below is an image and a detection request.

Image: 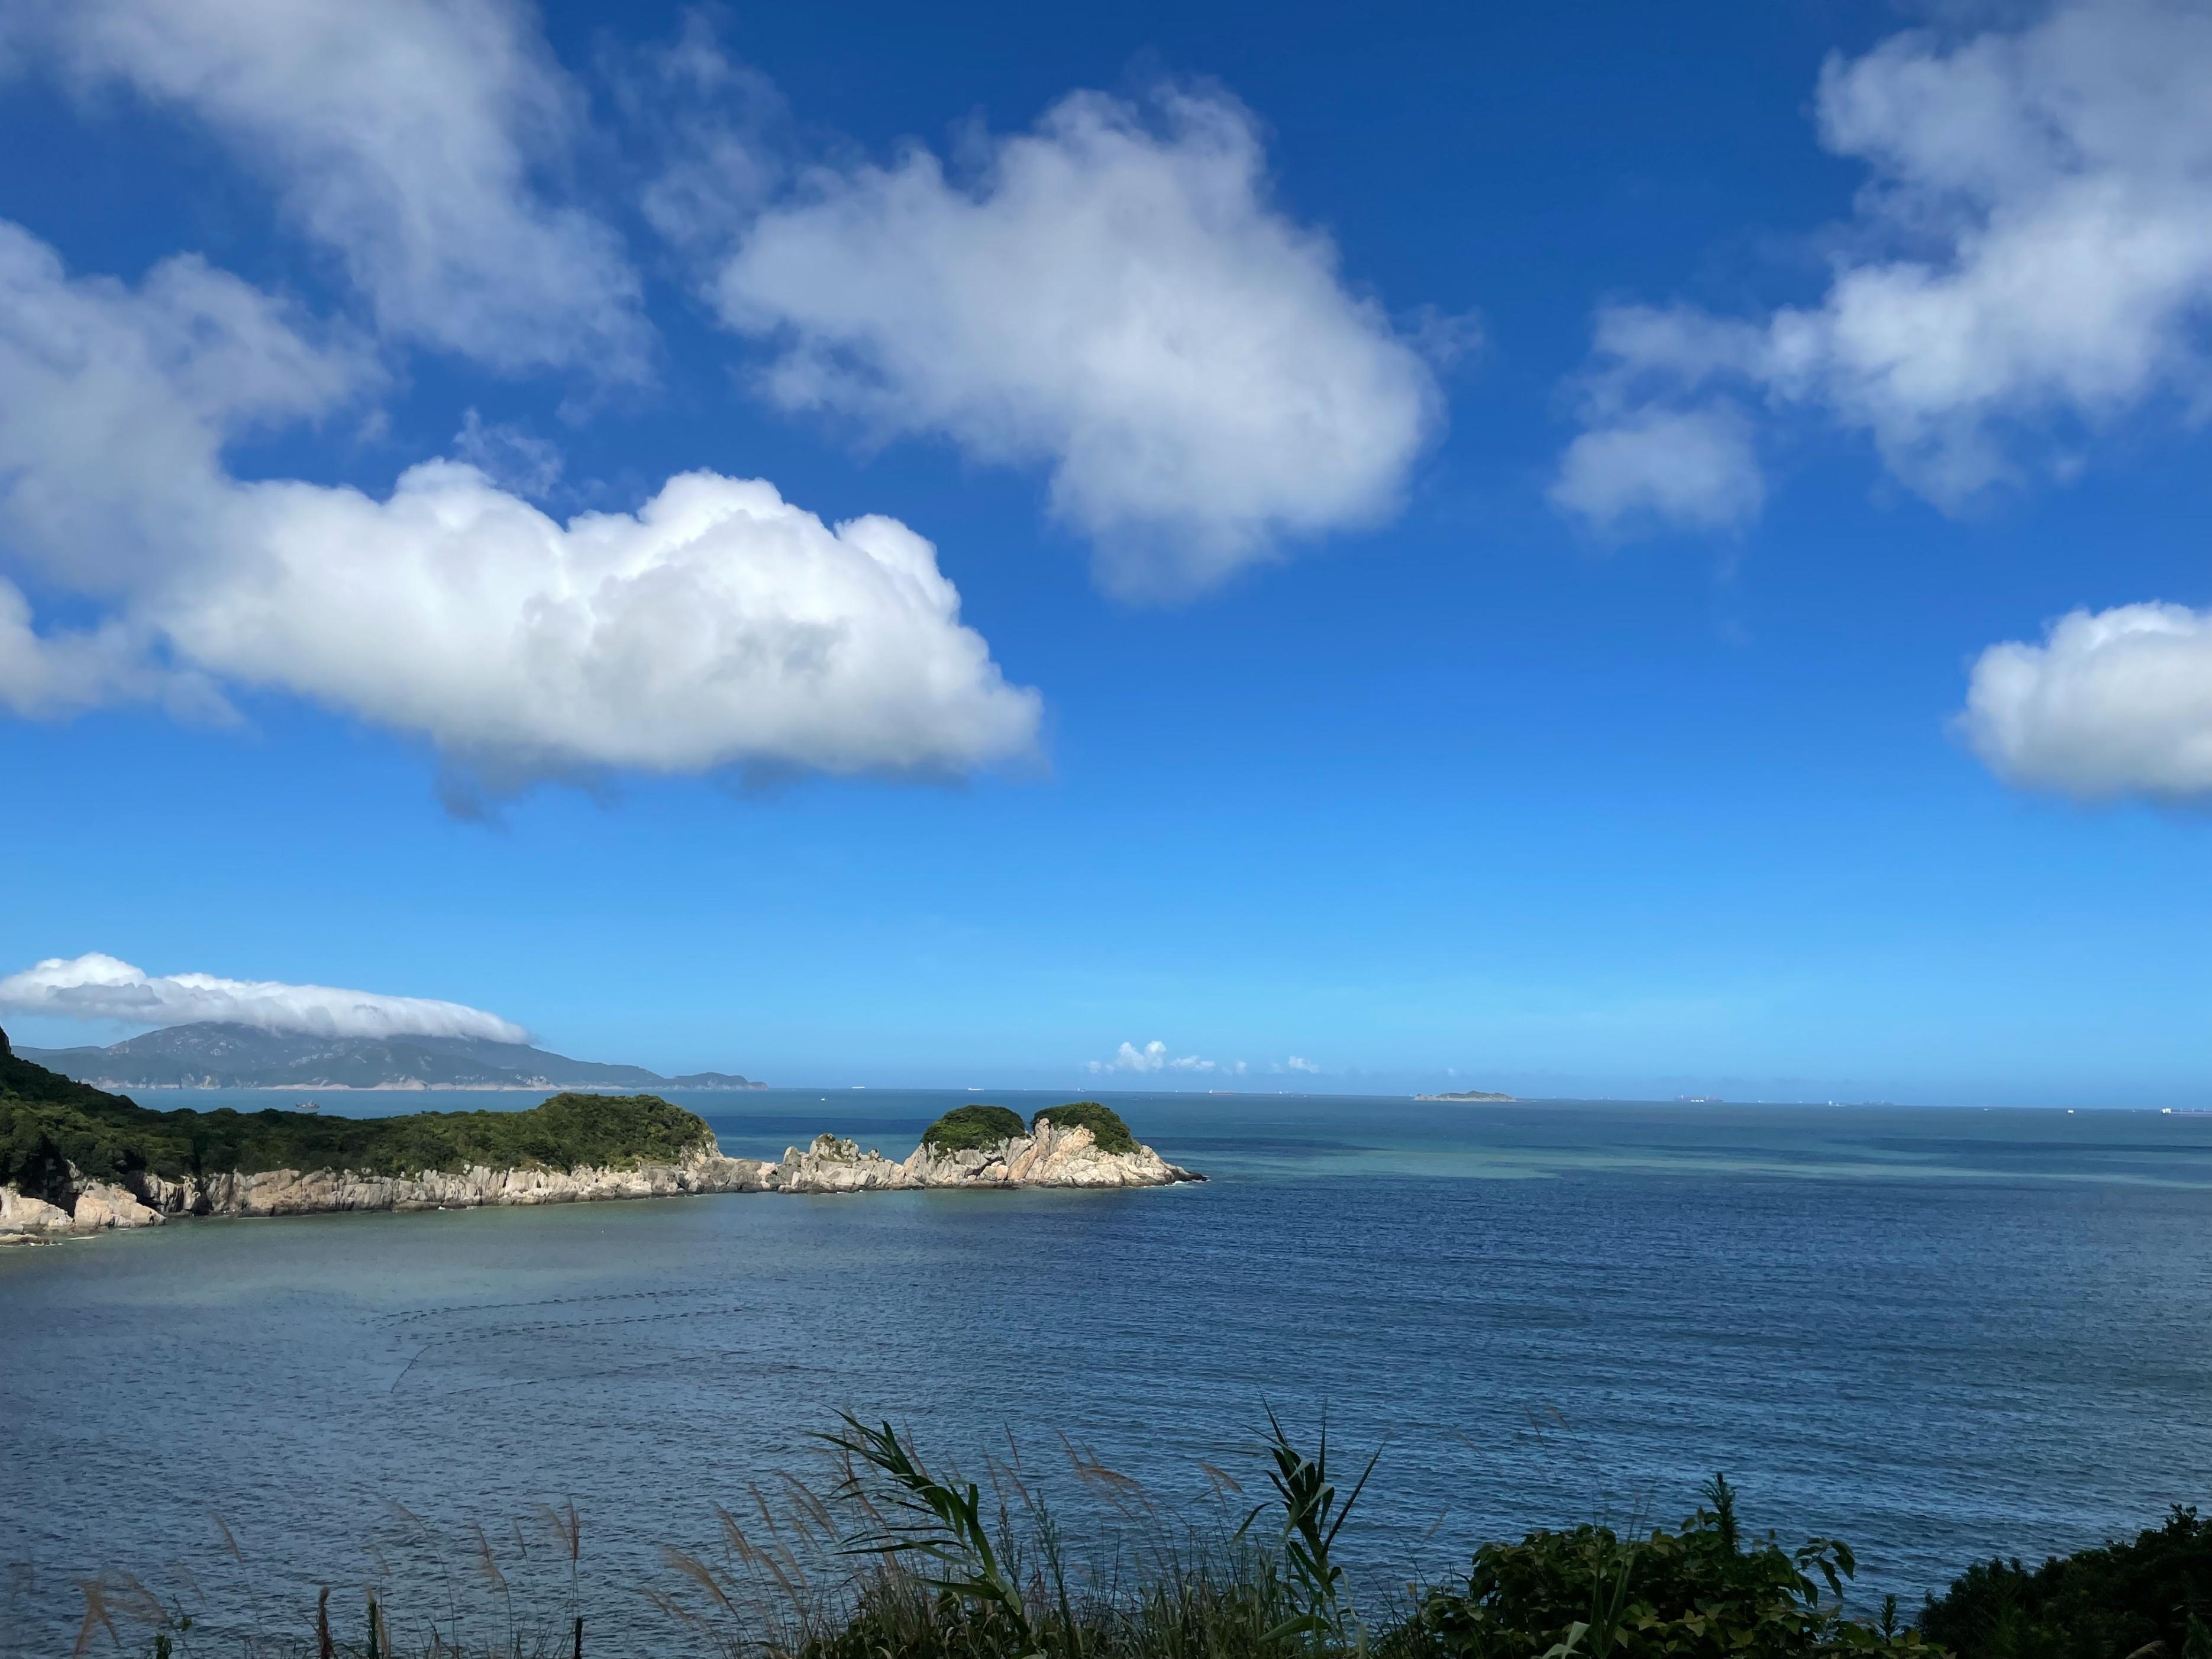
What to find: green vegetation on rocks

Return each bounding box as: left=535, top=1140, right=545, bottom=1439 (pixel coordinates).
left=1, top=1029, right=718, bottom=1198
left=1917, top=1503, right=2212, bottom=1658
left=1029, top=1100, right=1136, bottom=1154
left=920, top=1103, right=1028, bottom=1152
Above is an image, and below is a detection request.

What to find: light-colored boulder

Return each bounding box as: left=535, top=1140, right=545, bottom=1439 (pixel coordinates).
left=0, top=1186, right=75, bottom=1238
left=768, top=1134, right=910, bottom=1193
left=69, top=1182, right=165, bottom=1231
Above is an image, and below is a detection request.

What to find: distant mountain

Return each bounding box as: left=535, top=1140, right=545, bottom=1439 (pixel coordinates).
left=17, top=1022, right=765, bottom=1091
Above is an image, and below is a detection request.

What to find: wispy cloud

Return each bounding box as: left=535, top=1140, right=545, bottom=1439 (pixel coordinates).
left=0, top=953, right=527, bottom=1041
left=1554, top=0, right=2212, bottom=533
left=20, top=0, right=650, bottom=377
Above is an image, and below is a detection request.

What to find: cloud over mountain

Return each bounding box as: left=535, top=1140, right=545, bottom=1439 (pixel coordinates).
left=0, top=953, right=527, bottom=1041
left=705, top=85, right=1438, bottom=597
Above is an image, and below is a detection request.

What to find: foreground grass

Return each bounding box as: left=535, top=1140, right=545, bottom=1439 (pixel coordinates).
left=75, top=1409, right=2208, bottom=1659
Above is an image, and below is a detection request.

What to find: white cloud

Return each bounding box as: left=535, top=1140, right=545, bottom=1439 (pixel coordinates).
left=705, top=85, right=1438, bottom=596
left=451, top=410, right=563, bottom=501
left=0, top=580, right=221, bottom=719
left=1088, top=1040, right=1241, bottom=1075
left=192, top=464, right=1039, bottom=780
left=610, top=11, right=789, bottom=256
left=13, top=0, right=647, bottom=376
left=0, top=221, right=1041, bottom=787
left=1549, top=405, right=1764, bottom=534
left=1556, top=0, right=2212, bottom=531
left=1961, top=601, right=2212, bottom=800
left=0, top=953, right=528, bottom=1041
left=1284, top=1056, right=1322, bottom=1074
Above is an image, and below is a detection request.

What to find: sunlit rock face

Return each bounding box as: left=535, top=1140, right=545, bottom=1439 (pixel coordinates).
left=768, top=1120, right=1199, bottom=1193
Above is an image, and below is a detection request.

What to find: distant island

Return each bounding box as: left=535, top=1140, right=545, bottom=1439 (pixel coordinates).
left=15, top=1020, right=766, bottom=1091
left=1415, top=1089, right=1517, bottom=1102
left=0, top=1028, right=1197, bottom=1240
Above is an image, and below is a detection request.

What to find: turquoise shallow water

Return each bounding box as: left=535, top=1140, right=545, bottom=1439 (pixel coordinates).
left=7, top=1091, right=2212, bottom=1654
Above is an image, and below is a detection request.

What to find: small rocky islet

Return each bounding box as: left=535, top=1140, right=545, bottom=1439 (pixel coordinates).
left=0, top=1027, right=1199, bottom=1241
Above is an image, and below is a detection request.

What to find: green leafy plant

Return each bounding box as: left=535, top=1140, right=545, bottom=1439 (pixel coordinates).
left=819, top=1413, right=1039, bottom=1654
left=1920, top=1503, right=2212, bottom=1658
left=1244, top=1406, right=1380, bottom=1647
left=1390, top=1478, right=1932, bottom=1659
left=921, top=1105, right=1029, bottom=1153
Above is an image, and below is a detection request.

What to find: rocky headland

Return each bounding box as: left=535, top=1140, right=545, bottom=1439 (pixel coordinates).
left=0, top=1030, right=1197, bottom=1241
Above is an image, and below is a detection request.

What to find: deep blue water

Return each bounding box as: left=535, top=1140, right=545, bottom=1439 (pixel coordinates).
left=8, top=1090, right=2212, bottom=1655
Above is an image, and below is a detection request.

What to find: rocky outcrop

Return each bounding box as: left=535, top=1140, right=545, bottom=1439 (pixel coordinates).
left=0, top=1145, right=774, bottom=1238
left=72, top=1182, right=166, bottom=1230
left=128, top=1143, right=776, bottom=1218
left=0, top=1123, right=1196, bottom=1241
left=768, top=1119, right=1198, bottom=1193
left=0, top=1177, right=165, bottom=1241
left=0, top=1185, right=75, bottom=1240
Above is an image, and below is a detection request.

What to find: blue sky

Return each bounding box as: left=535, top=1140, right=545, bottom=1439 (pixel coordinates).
left=3, top=0, right=2210, bottom=1106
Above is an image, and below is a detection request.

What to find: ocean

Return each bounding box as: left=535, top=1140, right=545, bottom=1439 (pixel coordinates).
left=6, top=1090, right=2212, bottom=1655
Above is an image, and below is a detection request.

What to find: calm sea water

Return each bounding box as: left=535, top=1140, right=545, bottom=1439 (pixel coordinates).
left=7, top=1090, right=2212, bottom=1655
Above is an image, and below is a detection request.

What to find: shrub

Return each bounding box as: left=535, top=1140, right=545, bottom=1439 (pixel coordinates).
left=1919, top=1504, right=2212, bottom=1659
left=1388, top=1475, right=1936, bottom=1658
left=1029, top=1102, right=1136, bottom=1154
left=921, top=1104, right=1029, bottom=1153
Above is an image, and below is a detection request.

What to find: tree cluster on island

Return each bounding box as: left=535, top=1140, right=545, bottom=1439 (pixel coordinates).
left=3, top=1024, right=722, bottom=1206
left=921, top=1100, right=1138, bottom=1155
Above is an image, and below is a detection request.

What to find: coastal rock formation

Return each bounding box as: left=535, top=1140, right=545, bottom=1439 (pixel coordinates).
left=72, top=1181, right=166, bottom=1230
left=0, top=1144, right=775, bottom=1237
left=0, top=1125, right=1195, bottom=1239
left=0, top=1179, right=163, bottom=1239
left=769, top=1118, right=1197, bottom=1193
left=2, top=1027, right=1199, bottom=1240
left=128, top=1143, right=776, bottom=1218
left=0, top=1185, right=73, bottom=1238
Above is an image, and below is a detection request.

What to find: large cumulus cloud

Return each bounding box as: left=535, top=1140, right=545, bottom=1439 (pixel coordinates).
left=0, top=222, right=1040, bottom=787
